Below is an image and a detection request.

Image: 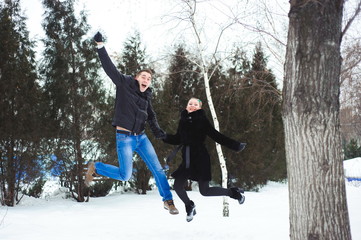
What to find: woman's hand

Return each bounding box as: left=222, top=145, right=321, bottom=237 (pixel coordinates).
left=236, top=143, right=246, bottom=152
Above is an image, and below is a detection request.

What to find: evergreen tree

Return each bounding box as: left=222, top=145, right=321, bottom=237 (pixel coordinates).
left=0, top=0, right=44, bottom=206
left=343, top=139, right=361, bottom=159
left=85, top=90, right=117, bottom=197
left=40, top=0, right=107, bottom=202
left=117, top=31, right=147, bottom=75
left=224, top=43, right=286, bottom=190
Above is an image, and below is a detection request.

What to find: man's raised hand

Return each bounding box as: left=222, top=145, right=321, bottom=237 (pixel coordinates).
left=94, top=31, right=103, bottom=43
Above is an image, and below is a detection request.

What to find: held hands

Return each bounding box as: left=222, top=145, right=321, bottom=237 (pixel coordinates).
left=93, top=31, right=103, bottom=43
left=155, top=129, right=167, bottom=139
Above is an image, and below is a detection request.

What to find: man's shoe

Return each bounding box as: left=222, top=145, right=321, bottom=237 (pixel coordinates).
left=164, top=200, right=179, bottom=215
left=230, top=187, right=245, bottom=204
left=185, top=200, right=196, bottom=222
left=84, top=161, right=96, bottom=187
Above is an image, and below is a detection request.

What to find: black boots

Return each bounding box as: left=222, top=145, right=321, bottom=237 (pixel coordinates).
left=185, top=200, right=196, bottom=222
left=230, top=187, right=245, bottom=204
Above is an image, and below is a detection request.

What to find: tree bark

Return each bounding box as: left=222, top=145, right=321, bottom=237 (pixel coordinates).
left=283, top=1, right=351, bottom=239
left=203, top=70, right=230, bottom=217
left=5, top=140, right=15, bottom=206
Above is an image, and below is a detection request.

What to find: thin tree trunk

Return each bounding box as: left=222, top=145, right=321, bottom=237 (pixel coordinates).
left=186, top=0, right=230, bottom=216
left=5, top=140, right=15, bottom=207
left=75, top=138, right=84, bottom=202
left=283, top=1, right=351, bottom=239
left=203, top=70, right=230, bottom=217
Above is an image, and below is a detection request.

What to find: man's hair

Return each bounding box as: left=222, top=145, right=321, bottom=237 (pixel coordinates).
left=136, top=69, right=153, bottom=77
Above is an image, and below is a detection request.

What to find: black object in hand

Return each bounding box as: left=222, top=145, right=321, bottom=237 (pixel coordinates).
left=94, top=32, right=103, bottom=42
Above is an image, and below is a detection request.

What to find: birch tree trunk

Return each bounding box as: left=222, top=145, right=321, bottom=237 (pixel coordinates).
left=283, top=1, right=352, bottom=239
left=185, top=0, right=230, bottom=217
left=203, top=70, right=230, bottom=217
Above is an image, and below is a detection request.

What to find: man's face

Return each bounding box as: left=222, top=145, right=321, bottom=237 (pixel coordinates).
left=135, top=71, right=152, bottom=92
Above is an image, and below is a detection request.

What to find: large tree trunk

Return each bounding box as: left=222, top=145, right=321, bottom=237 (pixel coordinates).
left=283, top=1, right=351, bottom=239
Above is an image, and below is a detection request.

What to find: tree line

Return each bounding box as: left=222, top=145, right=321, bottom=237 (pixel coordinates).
left=0, top=0, right=286, bottom=206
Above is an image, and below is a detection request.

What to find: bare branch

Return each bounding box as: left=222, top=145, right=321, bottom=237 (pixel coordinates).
left=236, top=20, right=286, bottom=47
left=342, top=0, right=361, bottom=40
left=211, top=21, right=236, bottom=62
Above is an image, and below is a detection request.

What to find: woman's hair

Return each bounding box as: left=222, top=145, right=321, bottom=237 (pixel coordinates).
left=190, top=97, right=202, bottom=108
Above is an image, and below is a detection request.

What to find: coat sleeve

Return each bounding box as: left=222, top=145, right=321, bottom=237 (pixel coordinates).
left=147, top=99, right=166, bottom=139
left=97, top=47, right=127, bottom=87
left=162, top=123, right=181, bottom=145
left=204, top=116, right=243, bottom=151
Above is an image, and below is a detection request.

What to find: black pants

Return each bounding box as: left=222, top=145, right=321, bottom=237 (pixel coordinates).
left=173, top=174, right=231, bottom=206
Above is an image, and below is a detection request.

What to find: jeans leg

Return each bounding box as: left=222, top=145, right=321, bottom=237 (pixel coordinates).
left=136, top=134, right=173, bottom=201
left=95, top=133, right=134, bottom=181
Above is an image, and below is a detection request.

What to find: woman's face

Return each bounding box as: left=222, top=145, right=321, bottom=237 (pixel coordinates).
left=186, top=98, right=201, bottom=113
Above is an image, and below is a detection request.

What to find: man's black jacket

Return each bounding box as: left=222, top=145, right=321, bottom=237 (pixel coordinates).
left=97, top=47, right=164, bottom=137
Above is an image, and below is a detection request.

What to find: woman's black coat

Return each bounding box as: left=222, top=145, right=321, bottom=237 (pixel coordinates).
left=163, top=109, right=243, bottom=181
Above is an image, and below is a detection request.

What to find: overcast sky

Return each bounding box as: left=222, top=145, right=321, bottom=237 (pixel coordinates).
left=22, top=0, right=178, bottom=53
left=20, top=0, right=361, bottom=87
left=23, top=1, right=289, bottom=49
left=18, top=0, right=361, bottom=84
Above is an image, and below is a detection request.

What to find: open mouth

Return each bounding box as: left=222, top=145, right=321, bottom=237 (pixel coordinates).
left=141, top=84, right=147, bottom=88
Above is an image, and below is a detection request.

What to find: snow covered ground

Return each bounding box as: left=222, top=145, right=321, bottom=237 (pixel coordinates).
left=344, top=157, right=361, bottom=181
left=0, top=180, right=360, bottom=240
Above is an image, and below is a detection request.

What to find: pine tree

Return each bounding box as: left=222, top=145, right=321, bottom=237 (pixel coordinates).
left=224, top=43, right=286, bottom=190
left=343, top=139, right=361, bottom=160
left=86, top=91, right=117, bottom=197
left=246, top=43, right=286, bottom=185
left=40, top=0, right=107, bottom=202
left=0, top=0, right=44, bottom=206
left=117, top=31, right=147, bottom=75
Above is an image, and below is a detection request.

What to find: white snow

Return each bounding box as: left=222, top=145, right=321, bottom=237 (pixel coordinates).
left=344, top=157, right=361, bottom=179
left=0, top=180, right=360, bottom=240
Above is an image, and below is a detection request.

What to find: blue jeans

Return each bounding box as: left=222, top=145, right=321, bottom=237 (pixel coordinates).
left=95, top=132, right=173, bottom=201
